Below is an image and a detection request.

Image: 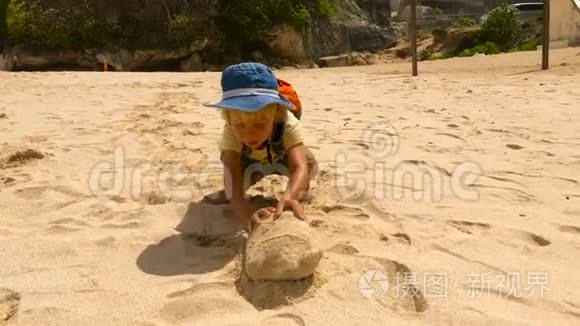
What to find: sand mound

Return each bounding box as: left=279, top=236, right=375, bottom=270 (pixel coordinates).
left=1, top=148, right=45, bottom=169
left=235, top=270, right=326, bottom=310
left=245, top=211, right=323, bottom=281
left=0, top=288, right=20, bottom=323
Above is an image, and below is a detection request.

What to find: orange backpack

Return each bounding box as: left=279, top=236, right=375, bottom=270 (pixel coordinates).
left=277, top=78, right=302, bottom=120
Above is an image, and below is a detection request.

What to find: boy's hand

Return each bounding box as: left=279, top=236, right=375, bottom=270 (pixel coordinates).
left=249, top=207, right=276, bottom=232
left=275, top=194, right=305, bottom=221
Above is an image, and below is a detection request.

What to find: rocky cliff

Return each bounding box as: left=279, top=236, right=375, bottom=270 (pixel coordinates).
left=0, top=0, right=397, bottom=71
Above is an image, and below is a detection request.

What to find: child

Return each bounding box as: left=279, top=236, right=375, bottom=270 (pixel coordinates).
left=204, top=62, right=317, bottom=231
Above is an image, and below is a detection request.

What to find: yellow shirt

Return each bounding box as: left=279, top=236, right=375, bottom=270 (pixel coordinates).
left=219, top=112, right=304, bottom=165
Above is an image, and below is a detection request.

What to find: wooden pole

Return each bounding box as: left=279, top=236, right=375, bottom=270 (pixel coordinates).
left=542, top=0, right=550, bottom=70
left=410, top=0, right=418, bottom=76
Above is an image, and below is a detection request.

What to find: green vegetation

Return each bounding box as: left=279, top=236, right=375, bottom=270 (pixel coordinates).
left=514, top=37, right=541, bottom=51
left=219, top=0, right=310, bottom=43
left=4, top=0, right=120, bottom=49
left=167, top=14, right=198, bottom=45
left=431, top=3, right=539, bottom=60
left=317, top=0, right=337, bottom=16
left=480, top=3, right=522, bottom=51
left=458, top=41, right=500, bottom=57
left=1, top=0, right=340, bottom=50
left=457, top=17, right=476, bottom=27
left=219, top=0, right=338, bottom=44
left=0, top=0, right=9, bottom=38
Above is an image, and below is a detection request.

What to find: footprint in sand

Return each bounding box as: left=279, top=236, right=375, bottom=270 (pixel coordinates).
left=559, top=225, right=580, bottom=234
left=259, top=313, right=306, bottom=326
left=328, top=242, right=360, bottom=255
left=13, top=185, right=86, bottom=201
left=0, top=288, right=20, bottom=322
left=160, top=281, right=255, bottom=324
left=446, top=219, right=550, bottom=247
left=319, top=204, right=370, bottom=222
left=506, top=144, right=524, bottom=150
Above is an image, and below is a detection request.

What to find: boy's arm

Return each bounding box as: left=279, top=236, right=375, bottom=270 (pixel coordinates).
left=221, top=150, right=254, bottom=226
left=276, top=144, right=310, bottom=220
left=285, top=144, right=310, bottom=200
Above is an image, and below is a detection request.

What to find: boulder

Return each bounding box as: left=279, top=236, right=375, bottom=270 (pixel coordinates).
left=180, top=53, right=203, bottom=72
left=318, top=54, right=351, bottom=68
left=259, top=24, right=306, bottom=60
left=0, top=53, right=15, bottom=71
left=244, top=211, right=323, bottom=281
left=96, top=48, right=195, bottom=71
left=8, top=46, right=96, bottom=71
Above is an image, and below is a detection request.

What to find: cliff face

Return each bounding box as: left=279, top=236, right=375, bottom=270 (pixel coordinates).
left=0, top=0, right=395, bottom=71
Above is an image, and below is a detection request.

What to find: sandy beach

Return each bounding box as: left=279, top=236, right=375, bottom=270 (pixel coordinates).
left=1, top=48, right=579, bottom=325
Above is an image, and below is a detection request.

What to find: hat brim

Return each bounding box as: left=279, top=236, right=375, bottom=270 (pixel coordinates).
left=203, top=94, right=295, bottom=112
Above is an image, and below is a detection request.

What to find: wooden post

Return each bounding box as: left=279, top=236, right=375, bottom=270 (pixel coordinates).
left=410, top=0, right=418, bottom=76
left=542, top=0, right=550, bottom=70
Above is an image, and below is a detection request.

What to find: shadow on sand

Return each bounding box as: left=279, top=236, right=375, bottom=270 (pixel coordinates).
left=136, top=193, right=275, bottom=276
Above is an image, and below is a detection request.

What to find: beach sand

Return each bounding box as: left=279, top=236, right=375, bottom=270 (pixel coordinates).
left=1, top=48, right=579, bottom=325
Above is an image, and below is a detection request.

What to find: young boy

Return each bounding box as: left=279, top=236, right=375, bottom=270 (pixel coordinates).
left=204, top=62, right=317, bottom=231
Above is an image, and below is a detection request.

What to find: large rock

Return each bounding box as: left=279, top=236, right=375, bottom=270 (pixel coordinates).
left=180, top=53, right=203, bottom=72
left=96, top=48, right=196, bottom=71
left=245, top=211, right=323, bottom=281
left=0, top=53, right=15, bottom=71
left=318, top=54, right=352, bottom=68
left=259, top=24, right=306, bottom=60
left=6, top=46, right=96, bottom=71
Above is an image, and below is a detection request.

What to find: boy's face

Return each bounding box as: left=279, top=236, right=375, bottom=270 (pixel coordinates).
left=229, top=112, right=275, bottom=149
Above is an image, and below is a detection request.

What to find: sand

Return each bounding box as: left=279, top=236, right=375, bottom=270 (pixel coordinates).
left=0, top=48, right=579, bottom=325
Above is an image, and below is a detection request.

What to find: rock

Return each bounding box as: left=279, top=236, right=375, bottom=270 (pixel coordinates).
left=251, top=51, right=264, bottom=61
left=0, top=53, right=15, bottom=71
left=97, top=48, right=195, bottom=71
left=9, top=46, right=95, bottom=71
left=390, top=22, right=408, bottom=39
left=259, top=24, right=306, bottom=60
left=367, top=54, right=381, bottom=65
left=318, top=54, right=351, bottom=68
left=180, top=53, right=203, bottom=72
left=348, top=23, right=396, bottom=52
left=245, top=211, right=323, bottom=281
left=352, top=56, right=368, bottom=66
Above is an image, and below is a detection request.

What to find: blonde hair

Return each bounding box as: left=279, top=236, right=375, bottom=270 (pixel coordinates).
left=221, top=103, right=287, bottom=125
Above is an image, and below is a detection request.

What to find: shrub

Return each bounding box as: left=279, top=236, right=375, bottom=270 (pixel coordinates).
left=458, top=17, right=476, bottom=27
left=516, top=37, right=541, bottom=51
left=480, top=3, right=522, bottom=51
left=7, top=1, right=75, bottom=48
left=6, top=0, right=27, bottom=41
left=219, top=0, right=337, bottom=44
left=6, top=0, right=121, bottom=49
left=168, top=14, right=197, bottom=45
left=471, top=41, right=500, bottom=55
left=317, top=0, right=336, bottom=16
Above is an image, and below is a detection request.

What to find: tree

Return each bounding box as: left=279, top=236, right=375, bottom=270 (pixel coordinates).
left=480, top=3, right=522, bottom=51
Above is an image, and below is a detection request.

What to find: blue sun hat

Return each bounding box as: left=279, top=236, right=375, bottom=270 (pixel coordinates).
left=203, top=62, right=295, bottom=112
